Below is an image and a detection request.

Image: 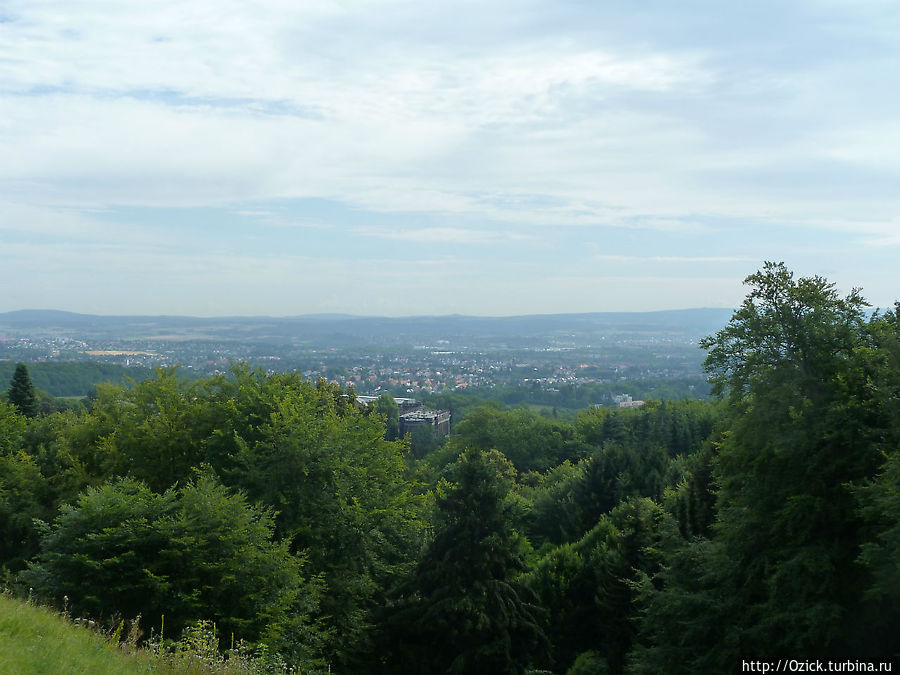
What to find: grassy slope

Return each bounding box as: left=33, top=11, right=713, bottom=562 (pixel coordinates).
left=0, top=594, right=155, bottom=674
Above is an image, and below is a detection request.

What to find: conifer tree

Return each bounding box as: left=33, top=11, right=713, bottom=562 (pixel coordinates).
left=375, top=392, right=400, bottom=440
left=383, top=448, right=547, bottom=674
left=7, top=363, right=38, bottom=418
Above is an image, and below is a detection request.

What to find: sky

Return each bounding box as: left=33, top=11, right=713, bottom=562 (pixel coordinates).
left=1, top=0, right=898, bottom=317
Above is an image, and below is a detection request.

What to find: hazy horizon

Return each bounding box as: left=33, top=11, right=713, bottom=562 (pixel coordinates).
left=2, top=1, right=898, bottom=316
left=0, top=306, right=735, bottom=321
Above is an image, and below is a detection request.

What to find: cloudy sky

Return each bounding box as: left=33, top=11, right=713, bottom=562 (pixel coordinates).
left=1, top=0, right=898, bottom=316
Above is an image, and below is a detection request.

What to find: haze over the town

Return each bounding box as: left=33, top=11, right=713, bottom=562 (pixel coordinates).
left=2, top=0, right=898, bottom=317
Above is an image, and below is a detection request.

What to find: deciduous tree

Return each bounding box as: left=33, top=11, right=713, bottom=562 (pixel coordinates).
left=631, top=263, right=898, bottom=669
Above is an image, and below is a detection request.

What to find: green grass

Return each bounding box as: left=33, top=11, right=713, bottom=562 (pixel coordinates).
left=0, top=594, right=156, bottom=674
left=55, top=395, right=86, bottom=404
left=0, top=594, right=295, bottom=674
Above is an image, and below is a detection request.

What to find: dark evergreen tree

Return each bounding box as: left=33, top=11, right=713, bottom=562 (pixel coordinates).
left=527, top=497, right=665, bottom=674
left=382, top=449, right=547, bottom=674
left=664, top=440, right=718, bottom=539
left=8, top=363, right=39, bottom=418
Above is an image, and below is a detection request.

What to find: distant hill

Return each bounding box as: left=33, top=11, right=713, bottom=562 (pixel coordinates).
left=0, top=308, right=734, bottom=345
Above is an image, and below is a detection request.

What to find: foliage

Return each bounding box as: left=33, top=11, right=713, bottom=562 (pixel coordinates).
left=447, top=406, right=587, bottom=472
left=199, top=367, right=426, bottom=666
left=2, top=264, right=897, bottom=672
left=0, top=400, right=27, bottom=454
left=0, top=449, right=53, bottom=572
left=526, top=498, right=665, bottom=673
left=699, top=261, right=869, bottom=401
left=150, top=619, right=298, bottom=674
left=406, top=423, right=446, bottom=460
left=567, top=651, right=608, bottom=675
left=852, top=452, right=900, bottom=650
left=0, top=361, right=152, bottom=398
left=383, top=449, right=548, bottom=674
left=421, top=391, right=499, bottom=423
left=703, top=264, right=885, bottom=657
left=573, top=398, right=720, bottom=459
left=1, top=366, right=426, bottom=668
left=8, top=363, right=39, bottom=418
left=21, top=475, right=317, bottom=654
left=448, top=378, right=712, bottom=412
left=85, top=368, right=215, bottom=491
left=662, top=439, right=718, bottom=539
left=374, top=392, right=400, bottom=440
left=517, top=460, right=587, bottom=548
left=631, top=263, right=900, bottom=668
left=515, top=399, right=722, bottom=549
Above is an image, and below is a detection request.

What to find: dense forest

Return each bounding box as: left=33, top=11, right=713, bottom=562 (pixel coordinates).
left=1, top=263, right=897, bottom=673
left=417, top=376, right=711, bottom=416
left=0, top=361, right=153, bottom=398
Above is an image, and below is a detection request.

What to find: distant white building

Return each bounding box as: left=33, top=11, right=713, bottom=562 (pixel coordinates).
left=614, top=394, right=645, bottom=408
left=355, top=395, right=422, bottom=413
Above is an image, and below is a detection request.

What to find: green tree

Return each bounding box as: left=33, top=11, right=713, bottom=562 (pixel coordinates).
left=527, top=498, right=665, bottom=674
left=0, top=400, right=27, bottom=455
left=17, top=365, right=425, bottom=666
left=517, top=460, right=587, bottom=548
left=383, top=449, right=547, bottom=674
left=21, top=475, right=318, bottom=654
left=0, top=406, right=103, bottom=572
left=375, top=392, right=400, bottom=441
left=0, top=450, right=51, bottom=572
left=852, top=452, right=900, bottom=652
left=662, top=439, right=718, bottom=539
left=849, top=304, right=900, bottom=654
left=8, top=364, right=39, bottom=418
left=201, top=367, right=426, bottom=668
left=448, top=406, right=582, bottom=472
left=700, top=263, right=884, bottom=657
left=407, top=423, right=445, bottom=460
left=85, top=368, right=214, bottom=491
left=630, top=263, right=898, bottom=670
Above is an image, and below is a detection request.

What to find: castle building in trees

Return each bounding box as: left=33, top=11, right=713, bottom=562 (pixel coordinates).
left=356, top=395, right=451, bottom=436
left=399, top=408, right=451, bottom=436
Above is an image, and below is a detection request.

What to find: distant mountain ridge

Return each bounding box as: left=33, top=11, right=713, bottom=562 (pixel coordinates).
left=0, top=308, right=735, bottom=344
left=0, top=307, right=733, bottom=323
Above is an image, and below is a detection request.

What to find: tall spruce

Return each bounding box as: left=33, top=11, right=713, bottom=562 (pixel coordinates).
left=382, top=448, right=547, bottom=674
left=7, top=363, right=38, bottom=418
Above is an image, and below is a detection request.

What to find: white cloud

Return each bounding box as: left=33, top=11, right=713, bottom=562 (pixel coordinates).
left=0, top=0, right=720, bottom=224
left=354, top=226, right=536, bottom=244
left=0, top=201, right=159, bottom=245
left=5, top=0, right=893, bottom=238
left=592, top=255, right=754, bottom=263
left=0, top=1, right=898, bottom=314
left=820, top=123, right=900, bottom=170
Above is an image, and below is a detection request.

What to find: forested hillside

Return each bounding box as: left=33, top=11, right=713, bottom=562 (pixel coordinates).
left=1, top=264, right=897, bottom=673
left=0, top=361, right=152, bottom=397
